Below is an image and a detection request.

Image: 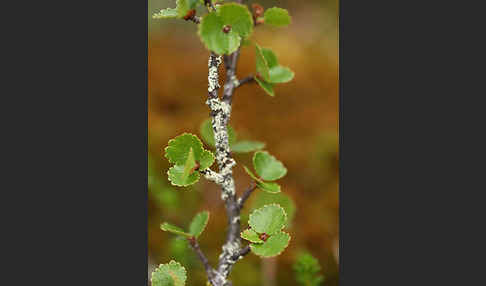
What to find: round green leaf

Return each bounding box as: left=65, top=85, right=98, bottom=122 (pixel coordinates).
left=241, top=228, right=264, bottom=243
left=250, top=231, right=291, bottom=258
left=164, top=133, right=215, bottom=170
left=264, top=7, right=291, bottom=27
left=255, top=44, right=270, bottom=81
left=152, top=260, right=187, bottom=286
left=248, top=204, right=287, bottom=235
left=198, top=4, right=253, bottom=55
left=161, top=222, right=192, bottom=238
left=253, top=151, right=287, bottom=181
left=219, top=3, right=253, bottom=38
left=200, top=119, right=237, bottom=147
left=153, top=8, right=178, bottom=19
left=199, top=12, right=241, bottom=55
left=189, top=211, right=209, bottom=238
left=168, top=165, right=200, bottom=187
left=251, top=192, right=296, bottom=227
left=254, top=76, right=275, bottom=97
left=231, top=140, right=265, bottom=153
left=268, top=66, right=295, bottom=83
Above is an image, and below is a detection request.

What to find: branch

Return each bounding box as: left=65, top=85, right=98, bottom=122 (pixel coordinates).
left=188, top=237, right=216, bottom=281
left=204, top=52, right=244, bottom=286
left=236, top=75, right=255, bottom=88
left=200, top=169, right=224, bottom=184
left=237, top=181, right=257, bottom=210
left=189, top=15, right=201, bottom=24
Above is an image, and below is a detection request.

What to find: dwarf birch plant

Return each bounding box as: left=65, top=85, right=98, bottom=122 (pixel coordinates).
left=151, top=1, right=294, bottom=285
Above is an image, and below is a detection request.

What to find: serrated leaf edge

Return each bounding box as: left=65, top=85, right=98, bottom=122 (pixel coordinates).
left=248, top=203, right=288, bottom=235
left=199, top=149, right=215, bottom=170
left=241, top=228, right=264, bottom=244
left=164, top=133, right=205, bottom=165
left=250, top=231, right=291, bottom=258
left=151, top=260, right=187, bottom=286
left=167, top=165, right=201, bottom=187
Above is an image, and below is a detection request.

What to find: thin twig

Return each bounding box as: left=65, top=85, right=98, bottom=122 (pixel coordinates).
left=190, top=16, right=201, bottom=24
left=237, top=181, right=257, bottom=210
left=188, top=237, right=215, bottom=279
left=237, top=75, right=255, bottom=88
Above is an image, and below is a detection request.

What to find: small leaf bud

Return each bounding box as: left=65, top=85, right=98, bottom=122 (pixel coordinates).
left=223, top=25, right=232, bottom=33
left=183, top=9, right=196, bottom=21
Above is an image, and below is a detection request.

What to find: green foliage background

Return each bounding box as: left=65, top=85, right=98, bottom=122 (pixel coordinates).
left=148, top=0, right=338, bottom=285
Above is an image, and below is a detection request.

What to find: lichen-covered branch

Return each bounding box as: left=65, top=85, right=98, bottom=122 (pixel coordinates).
left=196, top=51, right=252, bottom=286
left=200, top=168, right=224, bottom=184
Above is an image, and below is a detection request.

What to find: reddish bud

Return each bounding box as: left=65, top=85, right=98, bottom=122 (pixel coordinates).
left=223, top=25, right=232, bottom=33
left=189, top=162, right=200, bottom=174
left=259, top=233, right=269, bottom=241
left=183, top=9, right=196, bottom=21
left=252, top=3, right=264, bottom=18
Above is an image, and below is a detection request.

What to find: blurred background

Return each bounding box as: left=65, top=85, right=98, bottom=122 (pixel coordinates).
left=148, top=0, right=338, bottom=285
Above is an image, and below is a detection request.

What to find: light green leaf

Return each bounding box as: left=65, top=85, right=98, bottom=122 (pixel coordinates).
left=200, top=119, right=237, bottom=147
left=252, top=192, right=296, bottom=227
left=264, top=7, right=291, bottom=27
left=257, top=46, right=294, bottom=84
left=198, top=150, right=216, bottom=170
left=256, top=180, right=281, bottom=194
left=250, top=231, right=290, bottom=257
left=231, top=140, right=265, bottom=153
left=248, top=204, right=287, bottom=235
left=243, top=165, right=261, bottom=182
left=164, top=133, right=215, bottom=170
left=199, top=12, right=241, bottom=55
left=168, top=165, right=200, bottom=187
left=161, top=222, right=192, bottom=238
left=181, top=148, right=197, bottom=182
left=153, top=8, right=178, bottom=19
left=253, top=151, right=287, bottom=181
left=261, top=48, right=279, bottom=68
left=176, top=0, right=199, bottom=18
left=151, top=260, right=187, bottom=286
left=189, top=211, right=209, bottom=238
left=255, top=76, right=275, bottom=97
left=198, top=4, right=253, bottom=55
left=243, top=165, right=281, bottom=193
left=241, top=228, right=264, bottom=243
left=269, top=66, right=295, bottom=83
left=219, top=3, right=254, bottom=39
left=255, top=44, right=270, bottom=81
